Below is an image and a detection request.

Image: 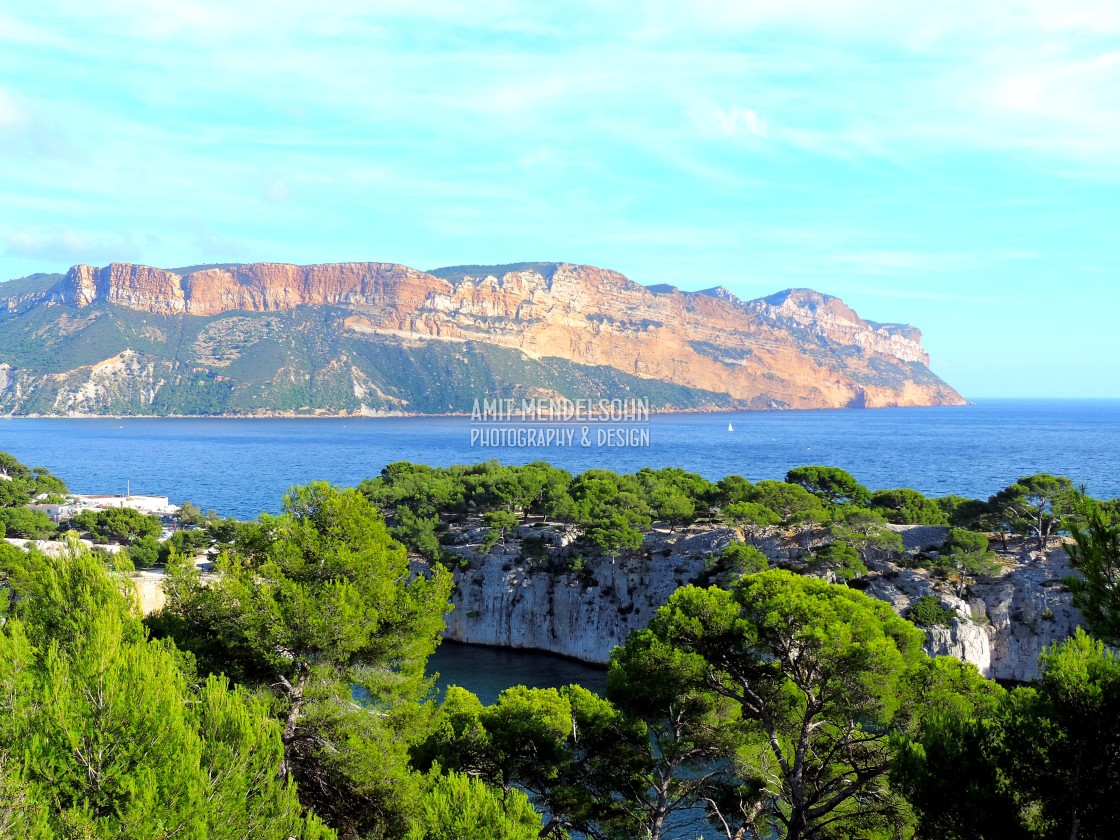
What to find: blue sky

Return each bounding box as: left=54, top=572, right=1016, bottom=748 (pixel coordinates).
left=1, top=1, right=1117, bottom=398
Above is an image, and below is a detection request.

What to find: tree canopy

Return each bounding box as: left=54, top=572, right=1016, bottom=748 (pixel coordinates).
left=1065, top=500, right=1120, bottom=646
left=72, top=506, right=162, bottom=545
left=0, top=506, right=55, bottom=539
left=871, top=488, right=950, bottom=525
left=405, top=770, right=542, bottom=840
left=635, top=571, right=927, bottom=839
left=0, top=452, right=67, bottom=508
left=0, top=543, right=332, bottom=840
left=896, top=630, right=1120, bottom=840
left=150, top=482, right=454, bottom=837
left=786, top=466, right=871, bottom=507
left=5, top=452, right=1119, bottom=839
left=989, top=474, right=1081, bottom=550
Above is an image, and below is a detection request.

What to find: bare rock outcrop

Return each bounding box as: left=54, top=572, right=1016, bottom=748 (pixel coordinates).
left=10, top=260, right=965, bottom=413
left=431, top=523, right=1084, bottom=683
left=436, top=525, right=732, bottom=662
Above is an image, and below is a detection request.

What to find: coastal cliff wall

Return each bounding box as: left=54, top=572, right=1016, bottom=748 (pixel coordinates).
left=433, top=524, right=1084, bottom=682
left=58, top=262, right=442, bottom=317
left=0, top=260, right=963, bottom=414
left=439, top=527, right=726, bottom=662
left=111, top=519, right=1080, bottom=683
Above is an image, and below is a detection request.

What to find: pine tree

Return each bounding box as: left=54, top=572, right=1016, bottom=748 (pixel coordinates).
left=151, top=482, right=454, bottom=837
left=0, top=544, right=332, bottom=839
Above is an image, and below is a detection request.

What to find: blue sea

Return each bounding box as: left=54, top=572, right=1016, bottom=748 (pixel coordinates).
left=1, top=400, right=1118, bottom=518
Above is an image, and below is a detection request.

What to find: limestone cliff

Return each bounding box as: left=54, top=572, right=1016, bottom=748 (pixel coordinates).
left=115, top=516, right=1076, bottom=683
left=0, top=260, right=964, bottom=415
left=432, top=524, right=1083, bottom=683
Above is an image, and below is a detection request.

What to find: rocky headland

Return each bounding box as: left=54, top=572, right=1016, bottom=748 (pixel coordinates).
left=0, top=260, right=963, bottom=415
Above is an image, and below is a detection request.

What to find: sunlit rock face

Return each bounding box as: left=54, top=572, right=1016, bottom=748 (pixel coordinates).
left=11, top=259, right=963, bottom=414
left=431, top=524, right=1082, bottom=683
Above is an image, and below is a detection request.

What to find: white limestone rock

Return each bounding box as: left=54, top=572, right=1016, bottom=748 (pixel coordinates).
left=426, top=522, right=1088, bottom=680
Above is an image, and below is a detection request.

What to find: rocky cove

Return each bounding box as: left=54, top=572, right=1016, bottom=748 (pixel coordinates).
left=426, top=521, right=1085, bottom=683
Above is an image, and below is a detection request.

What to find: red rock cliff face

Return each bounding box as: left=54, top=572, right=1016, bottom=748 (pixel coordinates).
left=59, top=262, right=444, bottom=316
left=54, top=261, right=964, bottom=409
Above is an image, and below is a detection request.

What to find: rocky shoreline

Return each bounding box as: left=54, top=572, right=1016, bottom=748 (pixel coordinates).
left=422, top=521, right=1084, bottom=683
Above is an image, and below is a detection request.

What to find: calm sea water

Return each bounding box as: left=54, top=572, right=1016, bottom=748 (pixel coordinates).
left=1, top=400, right=1118, bottom=517
left=428, top=641, right=607, bottom=704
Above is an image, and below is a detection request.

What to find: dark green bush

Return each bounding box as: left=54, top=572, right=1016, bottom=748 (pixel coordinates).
left=908, top=595, right=958, bottom=627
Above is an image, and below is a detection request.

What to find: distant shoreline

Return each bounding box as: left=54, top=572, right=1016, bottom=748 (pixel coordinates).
left=3, top=404, right=970, bottom=420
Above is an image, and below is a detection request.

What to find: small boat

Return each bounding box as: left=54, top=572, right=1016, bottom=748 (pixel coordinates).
left=728, top=423, right=734, bottom=432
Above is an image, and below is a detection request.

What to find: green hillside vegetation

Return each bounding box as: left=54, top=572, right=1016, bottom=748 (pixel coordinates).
left=0, top=272, right=65, bottom=302
left=0, top=300, right=737, bottom=415
left=0, top=453, right=67, bottom=504
left=0, top=453, right=171, bottom=555
left=426, top=263, right=560, bottom=283
left=2, top=450, right=1120, bottom=837
left=360, top=461, right=1107, bottom=589
left=70, top=507, right=162, bottom=546
left=0, top=454, right=67, bottom=539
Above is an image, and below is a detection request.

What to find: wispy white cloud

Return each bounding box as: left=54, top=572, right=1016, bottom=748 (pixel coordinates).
left=10, top=0, right=1117, bottom=178
left=0, top=86, right=28, bottom=128
left=0, top=13, right=72, bottom=47
left=839, top=285, right=1004, bottom=305
left=0, top=1, right=1115, bottom=277
left=706, top=105, right=770, bottom=139
left=836, top=249, right=1040, bottom=275
left=4, top=227, right=141, bottom=264
left=259, top=178, right=293, bottom=205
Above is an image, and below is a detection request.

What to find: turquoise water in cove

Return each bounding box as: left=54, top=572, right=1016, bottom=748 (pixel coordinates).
left=1, top=400, right=1118, bottom=519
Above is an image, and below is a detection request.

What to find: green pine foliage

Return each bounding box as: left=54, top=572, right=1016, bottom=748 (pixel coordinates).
left=711, top=541, right=769, bottom=581
left=989, top=474, right=1082, bottom=550
left=896, top=630, right=1120, bottom=839
left=71, top=507, right=162, bottom=546
left=1064, top=500, right=1120, bottom=645
left=0, top=453, right=67, bottom=508
left=149, top=482, right=455, bottom=837
left=0, top=507, right=55, bottom=539
left=2, top=448, right=1119, bottom=839
left=871, top=488, right=950, bottom=525
left=907, top=595, right=959, bottom=627
left=406, top=770, right=542, bottom=840
left=0, top=544, right=333, bottom=840
left=786, top=465, right=871, bottom=506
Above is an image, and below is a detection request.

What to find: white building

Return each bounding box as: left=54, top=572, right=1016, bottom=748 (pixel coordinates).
left=71, top=494, right=180, bottom=516
left=26, top=502, right=81, bottom=523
